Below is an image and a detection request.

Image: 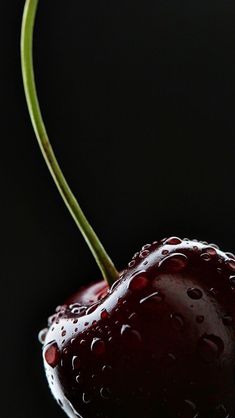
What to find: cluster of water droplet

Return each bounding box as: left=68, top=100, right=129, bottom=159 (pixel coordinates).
left=40, top=237, right=235, bottom=418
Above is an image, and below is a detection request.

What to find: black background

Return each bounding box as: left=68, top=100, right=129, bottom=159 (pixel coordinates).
left=2, top=0, right=235, bottom=416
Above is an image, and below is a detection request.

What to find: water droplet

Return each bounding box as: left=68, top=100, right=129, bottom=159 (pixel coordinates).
left=120, top=324, right=131, bottom=334
left=102, top=365, right=112, bottom=374
left=179, top=399, right=198, bottom=418
left=198, top=334, right=224, bottom=363
left=200, top=253, right=212, bottom=261
left=128, top=272, right=149, bottom=291
left=128, top=260, right=135, bottom=268
left=128, top=312, right=137, bottom=322
left=110, top=278, right=121, bottom=292
left=132, top=252, right=139, bottom=259
left=162, top=249, right=169, bottom=255
left=48, top=314, right=56, bottom=325
left=86, top=303, right=99, bottom=315
left=164, top=237, right=182, bottom=245
left=229, top=276, right=235, bottom=286
left=44, top=342, right=60, bottom=368
left=204, top=247, right=217, bottom=256
left=196, top=315, right=204, bottom=323
left=75, top=372, right=83, bottom=384
left=222, top=315, right=233, bottom=326
left=159, top=253, right=188, bottom=272
left=82, top=392, right=91, bottom=404
left=72, top=356, right=81, bottom=370
left=140, top=291, right=164, bottom=305
left=226, top=259, right=235, bottom=272
left=226, top=252, right=235, bottom=259
left=38, top=328, right=48, bottom=344
left=170, top=313, right=184, bottom=330
left=91, top=338, right=105, bottom=355
left=214, top=404, right=229, bottom=418
left=187, top=288, right=203, bottom=300
left=57, top=399, right=63, bottom=407
left=121, top=324, right=142, bottom=343
left=71, top=306, right=86, bottom=315
left=61, top=330, right=66, bottom=337
left=69, top=303, right=80, bottom=310
left=101, top=309, right=109, bottom=320
left=142, top=243, right=151, bottom=250
left=100, top=387, right=111, bottom=399
left=139, top=250, right=150, bottom=258
left=193, top=246, right=199, bottom=252
left=209, top=287, right=218, bottom=297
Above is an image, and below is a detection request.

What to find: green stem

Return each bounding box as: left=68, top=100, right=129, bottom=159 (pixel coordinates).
left=20, top=0, right=119, bottom=286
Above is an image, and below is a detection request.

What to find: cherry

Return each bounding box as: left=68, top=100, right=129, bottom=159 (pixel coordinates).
left=20, top=3, right=235, bottom=418
left=40, top=238, right=235, bottom=418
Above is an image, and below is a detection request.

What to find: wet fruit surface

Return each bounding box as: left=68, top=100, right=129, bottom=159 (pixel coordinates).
left=40, top=238, right=235, bottom=417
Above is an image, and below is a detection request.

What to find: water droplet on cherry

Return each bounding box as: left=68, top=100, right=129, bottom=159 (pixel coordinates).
left=164, top=237, right=182, bottom=245
left=100, top=309, right=109, bottom=320
left=75, top=372, right=83, bottom=384
left=139, top=250, right=150, bottom=258
left=170, top=313, right=184, bottom=330
left=38, top=328, right=48, bottom=344
left=226, top=259, right=235, bottom=272
left=100, top=387, right=111, bottom=399
left=140, top=291, right=164, bottom=305
left=86, top=303, right=99, bottom=315
left=44, top=342, right=60, bottom=368
left=229, top=276, right=235, bottom=286
left=57, top=399, right=63, bottom=407
left=82, top=392, right=91, bottom=404
left=91, top=338, right=105, bottom=356
left=159, top=253, right=188, bottom=272
left=187, top=288, right=203, bottom=300
left=198, top=334, right=224, bottom=363
left=179, top=399, right=198, bottom=418
left=72, top=356, right=81, bottom=370
left=200, top=253, right=212, bottom=261
left=128, top=272, right=149, bottom=291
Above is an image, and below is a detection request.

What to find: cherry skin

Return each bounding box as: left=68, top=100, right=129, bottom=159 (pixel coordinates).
left=40, top=238, right=235, bottom=418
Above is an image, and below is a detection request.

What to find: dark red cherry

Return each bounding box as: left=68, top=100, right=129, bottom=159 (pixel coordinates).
left=40, top=238, right=235, bottom=418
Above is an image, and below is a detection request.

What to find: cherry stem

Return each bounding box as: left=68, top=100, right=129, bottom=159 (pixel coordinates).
left=20, top=0, right=119, bottom=286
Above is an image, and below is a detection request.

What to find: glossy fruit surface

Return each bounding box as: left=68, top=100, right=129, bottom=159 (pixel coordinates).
left=40, top=238, right=235, bottom=418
